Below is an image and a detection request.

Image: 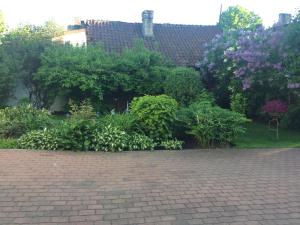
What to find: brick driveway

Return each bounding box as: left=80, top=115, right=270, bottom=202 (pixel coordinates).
left=0, top=149, right=300, bottom=225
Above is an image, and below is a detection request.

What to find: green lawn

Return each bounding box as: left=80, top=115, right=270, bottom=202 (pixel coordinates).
left=235, top=122, right=300, bottom=148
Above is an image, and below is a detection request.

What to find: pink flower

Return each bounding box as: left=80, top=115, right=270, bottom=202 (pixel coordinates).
left=262, top=100, right=288, bottom=114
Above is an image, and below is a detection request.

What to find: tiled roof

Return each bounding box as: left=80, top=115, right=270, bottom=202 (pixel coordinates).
left=85, top=20, right=221, bottom=66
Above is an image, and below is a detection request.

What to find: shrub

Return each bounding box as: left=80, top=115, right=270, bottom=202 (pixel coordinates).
left=97, top=113, right=135, bottom=133
left=179, top=101, right=249, bottom=147
left=230, top=93, right=246, bottom=114
left=18, top=129, right=63, bottom=150
left=130, top=95, right=178, bottom=141
left=128, top=134, right=156, bottom=151
left=281, top=105, right=300, bottom=131
left=62, top=100, right=98, bottom=150
left=91, top=125, right=129, bottom=152
left=160, top=140, right=183, bottom=150
left=0, top=104, right=52, bottom=138
left=69, top=99, right=97, bottom=119
left=164, top=67, right=203, bottom=106
left=262, top=100, right=288, bottom=116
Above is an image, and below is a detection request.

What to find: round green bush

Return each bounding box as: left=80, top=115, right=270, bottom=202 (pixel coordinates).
left=164, top=67, right=203, bottom=106
left=130, top=95, right=178, bottom=141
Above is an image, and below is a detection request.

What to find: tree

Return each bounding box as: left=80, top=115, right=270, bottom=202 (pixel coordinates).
left=35, top=43, right=114, bottom=108
left=218, top=5, right=263, bottom=31
left=0, top=21, right=63, bottom=106
left=0, top=10, right=5, bottom=34
left=199, top=27, right=291, bottom=117
left=283, top=11, right=300, bottom=89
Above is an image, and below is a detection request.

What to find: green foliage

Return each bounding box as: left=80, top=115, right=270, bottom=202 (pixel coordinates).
left=0, top=104, right=52, bottom=138
left=97, top=113, right=135, bottom=132
left=69, top=99, right=97, bottom=119
left=283, top=15, right=300, bottom=86
left=0, top=21, right=64, bottom=105
left=230, top=93, right=246, bottom=114
left=179, top=101, right=249, bottom=147
left=91, top=125, right=129, bottom=152
left=0, top=139, right=17, bottom=149
left=35, top=41, right=170, bottom=111
left=218, top=5, right=263, bottom=31
left=0, top=10, right=5, bottom=35
left=116, top=41, right=171, bottom=96
left=18, top=128, right=63, bottom=150
left=160, top=140, right=183, bottom=150
left=62, top=101, right=97, bottom=150
left=91, top=124, right=156, bottom=152
left=128, top=134, right=156, bottom=151
left=130, top=95, right=178, bottom=141
left=164, top=67, right=203, bottom=106
left=35, top=43, right=112, bottom=107
left=281, top=105, right=300, bottom=131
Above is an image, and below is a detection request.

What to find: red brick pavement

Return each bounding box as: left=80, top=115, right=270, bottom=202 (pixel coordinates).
left=0, top=149, right=300, bottom=225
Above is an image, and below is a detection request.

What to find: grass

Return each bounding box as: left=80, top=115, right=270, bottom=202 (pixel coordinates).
left=235, top=122, right=300, bottom=148
left=0, top=138, right=18, bottom=149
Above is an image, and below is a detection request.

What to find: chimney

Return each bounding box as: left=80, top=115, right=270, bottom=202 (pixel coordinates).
left=278, top=13, right=291, bottom=25
left=142, top=10, right=154, bottom=37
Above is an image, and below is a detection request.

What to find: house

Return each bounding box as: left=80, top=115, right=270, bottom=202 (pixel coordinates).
left=54, top=10, right=222, bottom=67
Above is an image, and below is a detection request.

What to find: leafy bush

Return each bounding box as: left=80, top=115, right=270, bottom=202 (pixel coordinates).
left=130, top=95, right=178, bottom=141
left=164, top=67, right=203, bottom=106
left=179, top=101, right=249, bottom=147
left=230, top=93, right=246, bottom=114
left=281, top=105, right=300, bottom=131
left=61, top=100, right=98, bottom=150
left=160, top=140, right=183, bottom=150
left=91, top=125, right=129, bottom=152
left=128, top=134, right=156, bottom=151
left=69, top=99, right=97, bottom=119
left=97, top=113, right=135, bottom=133
left=0, top=104, right=52, bottom=138
left=18, top=128, right=63, bottom=150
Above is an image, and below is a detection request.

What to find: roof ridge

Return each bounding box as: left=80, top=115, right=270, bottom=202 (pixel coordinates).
left=85, top=19, right=217, bottom=27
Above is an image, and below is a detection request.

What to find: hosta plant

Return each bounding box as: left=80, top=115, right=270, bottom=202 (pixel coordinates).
left=160, top=139, right=183, bottom=150
left=91, top=125, right=129, bottom=152
left=128, top=134, right=156, bottom=151
left=17, top=128, right=63, bottom=150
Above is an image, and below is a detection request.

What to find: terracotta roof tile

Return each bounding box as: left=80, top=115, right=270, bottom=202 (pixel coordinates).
left=86, top=21, right=221, bottom=66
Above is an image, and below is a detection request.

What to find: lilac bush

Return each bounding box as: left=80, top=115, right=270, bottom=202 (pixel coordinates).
left=224, top=28, right=286, bottom=89
left=198, top=26, right=298, bottom=116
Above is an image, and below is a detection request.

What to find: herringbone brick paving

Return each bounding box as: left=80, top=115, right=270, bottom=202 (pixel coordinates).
left=0, top=149, right=299, bottom=225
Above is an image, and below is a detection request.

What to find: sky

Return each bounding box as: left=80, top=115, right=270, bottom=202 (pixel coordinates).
left=0, top=0, right=300, bottom=29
